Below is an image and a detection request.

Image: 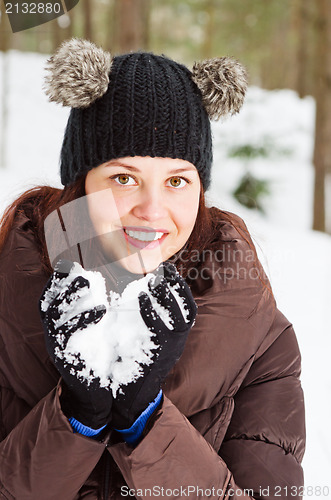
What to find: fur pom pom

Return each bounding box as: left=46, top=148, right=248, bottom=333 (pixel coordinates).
left=44, top=38, right=113, bottom=108
left=192, top=57, right=248, bottom=120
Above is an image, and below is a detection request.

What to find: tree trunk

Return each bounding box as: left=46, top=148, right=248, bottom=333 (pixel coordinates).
left=84, top=0, right=93, bottom=41
left=326, top=173, right=331, bottom=233
left=291, top=0, right=310, bottom=97
left=0, top=1, right=11, bottom=169
left=312, top=0, right=331, bottom=232
left=201, top=0, right=216, bottom=59
left=113, top=0, right=149, bottom=53
left=65, top=16, right=74, bottom=41
left=65, top=5, right=75, bottom=40
left=50, top=0, right=75, bottom=51
left=51, top=17, right=62, bottom=51
left=141, top=0, right=151, bottom=50
left=0, top=53, right=9, bottom=169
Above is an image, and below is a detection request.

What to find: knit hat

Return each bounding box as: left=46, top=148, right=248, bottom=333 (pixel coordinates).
left=44, top=39, right=248, bottom=190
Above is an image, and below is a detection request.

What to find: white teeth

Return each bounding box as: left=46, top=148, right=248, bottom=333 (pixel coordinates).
left=124, top=229, right=165, bottom=242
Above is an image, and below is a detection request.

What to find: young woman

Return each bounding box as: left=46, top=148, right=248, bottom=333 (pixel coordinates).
left=0, top=39, right=305, bottom=499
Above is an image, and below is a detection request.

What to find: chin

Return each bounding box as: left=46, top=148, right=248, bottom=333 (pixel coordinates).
left=117, top=253, right=164, bottom=275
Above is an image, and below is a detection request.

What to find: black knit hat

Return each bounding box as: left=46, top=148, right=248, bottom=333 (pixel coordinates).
left=44, top=39, right=248, bottom=190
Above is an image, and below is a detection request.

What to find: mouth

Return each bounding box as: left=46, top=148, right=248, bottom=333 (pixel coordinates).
left=121, top=226, right=169, bottom=249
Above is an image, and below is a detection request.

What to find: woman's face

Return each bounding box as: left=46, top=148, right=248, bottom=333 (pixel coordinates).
left=85, top=156, right=201, bottom=274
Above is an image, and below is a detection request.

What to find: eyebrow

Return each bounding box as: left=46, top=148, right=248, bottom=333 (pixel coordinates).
left=106, top=161, right=197, bottom=174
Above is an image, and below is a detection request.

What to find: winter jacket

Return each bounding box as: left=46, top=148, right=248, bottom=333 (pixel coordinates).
left=0, top=207, right=305, bottom=500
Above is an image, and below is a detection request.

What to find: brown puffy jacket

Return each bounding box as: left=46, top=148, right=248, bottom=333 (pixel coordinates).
left=0, top=208, right=305, bottom=500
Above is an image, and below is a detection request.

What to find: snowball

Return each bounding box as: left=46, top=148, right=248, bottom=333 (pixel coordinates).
left=46, top=263, right=189, bottom=396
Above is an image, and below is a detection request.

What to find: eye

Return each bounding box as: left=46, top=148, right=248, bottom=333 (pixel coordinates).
left=167, top=176, right=190, bottom=188
left=111, top=174, right=136, bottom=186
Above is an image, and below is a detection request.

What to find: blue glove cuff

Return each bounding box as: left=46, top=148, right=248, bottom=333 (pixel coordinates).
left=114, top=389, right=163, bottom=445
left=69, top=417, right=107, bottom=437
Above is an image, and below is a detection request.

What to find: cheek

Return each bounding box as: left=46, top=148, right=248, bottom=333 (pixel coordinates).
left=173, top=192, right=200, bottom=235
left=86, top=188, right=124, bottom=232
left=110, top=196, right=133, bottom=219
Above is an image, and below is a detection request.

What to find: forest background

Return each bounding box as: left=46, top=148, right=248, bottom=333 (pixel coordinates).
left=0, top=0, right=331, bottom=234
left=1, top=0, right=331, bottom=493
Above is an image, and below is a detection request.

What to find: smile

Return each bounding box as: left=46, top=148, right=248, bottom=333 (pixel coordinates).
left=122, top=227, right=169, bottom=249
left=124, top=229, right=164, bottom=242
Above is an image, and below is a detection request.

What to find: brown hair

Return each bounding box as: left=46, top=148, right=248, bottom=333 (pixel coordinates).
left=0, top=177, right=85, bottom=274
left=0, top=178, right=272, bottom=297
left=168, top=185, right=273, bottom=297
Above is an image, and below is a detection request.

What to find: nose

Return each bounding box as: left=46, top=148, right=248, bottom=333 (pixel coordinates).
left=131, top=187, right=169, bottom=222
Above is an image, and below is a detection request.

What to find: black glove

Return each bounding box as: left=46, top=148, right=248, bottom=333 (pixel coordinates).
left=111, top=262, right=197, bottom=430
left=39, top=264, right=112, bottom=429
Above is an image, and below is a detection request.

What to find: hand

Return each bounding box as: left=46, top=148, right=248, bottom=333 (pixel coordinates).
left=39, top=263, right=112, bottom=429
left=111, top=262, right=197, bottom=429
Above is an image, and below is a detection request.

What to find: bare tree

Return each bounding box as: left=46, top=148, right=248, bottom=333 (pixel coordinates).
left=51, top=17, right=62, bottom=51
left=50, top=1, right=75, bottom=52
left=0, top=2, right=11, bottom=169
left=113, top=0, right=150, bottom=53
left=141, top=0, right=151, bottom=49
left=62, top=4, right=75, bottom=41
left=312, top=0, right=331, bottom=232
left=201, top=0, right=216, bottom=59
left=83, top=0, right=93, bottom=41
left=291, top=0, right=310, bottom=98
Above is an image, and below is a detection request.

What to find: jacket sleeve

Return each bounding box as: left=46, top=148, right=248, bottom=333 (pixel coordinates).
left=108, top=322, right=305, bottom=500
left=0, top=214, right=108, bottom=499
left=219, top=322, right=305, bottom=498
left=0, top=380, right=106, bottom=500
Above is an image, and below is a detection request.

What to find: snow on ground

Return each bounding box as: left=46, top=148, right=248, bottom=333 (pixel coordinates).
left=209, top=87, right=331, bottom=494
left=1, top=50, right=331, bottom=496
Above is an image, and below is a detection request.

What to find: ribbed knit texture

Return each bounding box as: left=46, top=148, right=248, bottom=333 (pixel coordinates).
left=60, top=52, right=213, bottom=189
left=69, top=417, right=107, bottom=437
left=114, top=389, right=163, bottom=446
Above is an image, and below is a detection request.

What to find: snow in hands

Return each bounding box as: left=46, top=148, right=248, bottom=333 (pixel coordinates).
left=40, top=262, right=192, bottom=396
